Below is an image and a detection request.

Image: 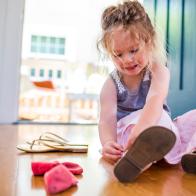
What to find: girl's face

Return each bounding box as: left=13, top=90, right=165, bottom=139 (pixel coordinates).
left=109, top=26, right=151, bottom=77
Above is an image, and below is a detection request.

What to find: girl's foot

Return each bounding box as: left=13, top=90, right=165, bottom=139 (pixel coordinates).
left=181, top=151, right=196, bottom=174
left=113, top=126, right=176, bottom=182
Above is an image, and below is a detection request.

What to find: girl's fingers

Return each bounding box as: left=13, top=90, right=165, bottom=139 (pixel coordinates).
left=111, top=148, right=123, bottom=155
left=111, top=142, right=124, bottom=151
left=102, top=145, right=123, bottom=156
left=103, top=152, right=121, bottom=162
left=102, top=141, right=124, bottom=162
left=103, top=146, right=122, bottom=155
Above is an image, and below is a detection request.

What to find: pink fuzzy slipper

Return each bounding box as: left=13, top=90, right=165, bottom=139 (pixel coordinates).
left=44, top=164, right=78, bottom=194
left=31, top=161, right=83, bottom=175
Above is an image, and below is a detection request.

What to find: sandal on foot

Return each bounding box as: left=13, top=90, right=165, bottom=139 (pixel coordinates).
left=114, top=126, right=176, bottom=182
left=181, top=151, right=196, bottom=174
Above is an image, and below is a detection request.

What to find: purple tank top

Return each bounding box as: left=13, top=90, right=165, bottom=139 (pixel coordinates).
left=110, top=69, right=170, bottom=121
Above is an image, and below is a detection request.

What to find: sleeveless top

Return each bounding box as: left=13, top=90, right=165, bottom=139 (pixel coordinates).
left=110, top=69, right=171, bottom=121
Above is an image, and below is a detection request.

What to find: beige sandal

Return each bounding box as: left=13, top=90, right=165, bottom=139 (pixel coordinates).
left=17, top=132, right=88, bottom=153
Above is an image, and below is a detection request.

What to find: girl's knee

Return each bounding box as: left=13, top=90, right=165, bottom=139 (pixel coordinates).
left=174, top=109, right=196, bottom=130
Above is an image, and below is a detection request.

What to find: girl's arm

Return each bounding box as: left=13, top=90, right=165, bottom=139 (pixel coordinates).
left=126, top=64, right=170, bottom=148
left=99, top=77, right=123, bottom=161
left=99, top=77, right=117, bottom=145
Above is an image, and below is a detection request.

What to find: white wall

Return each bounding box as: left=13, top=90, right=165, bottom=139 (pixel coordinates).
left=0, top=0, right=24, bottom=123
left=23, top=0, right=119, bottom=64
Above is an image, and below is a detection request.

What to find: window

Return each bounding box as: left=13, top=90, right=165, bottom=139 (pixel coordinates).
left=48, top=69, right=53, bottom=78
left=30, top=68, right=36, bottom=77
left=31, top=35, right=65, bottom=55
left=39, top=69, right=44, bottom=77
left=57, top=70, right=62, bottom=78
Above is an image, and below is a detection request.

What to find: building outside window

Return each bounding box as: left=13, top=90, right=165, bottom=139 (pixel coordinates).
left=19, top=0, right=117, bottom=123
left=31, top=35, right=65, bottom=55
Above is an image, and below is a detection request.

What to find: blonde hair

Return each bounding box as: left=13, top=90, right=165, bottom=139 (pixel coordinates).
left=98, top=0, right=167, bottom=68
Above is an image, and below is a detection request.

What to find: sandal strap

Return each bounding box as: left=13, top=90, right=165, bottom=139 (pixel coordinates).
left=39, top=132, right=69, bottom=144
left=39, top=132, right=88, bottom=146
left=27, top=139, right=60, bottom=150
left=27, top=139, right=65, bottom=150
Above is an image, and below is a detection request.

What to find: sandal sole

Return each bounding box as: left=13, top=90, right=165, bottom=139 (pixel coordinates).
left=17, top=144, right=88, bottom=153
left=181, top=153, right=196, bottom=174
left=114, top=126, right=176, bottom=182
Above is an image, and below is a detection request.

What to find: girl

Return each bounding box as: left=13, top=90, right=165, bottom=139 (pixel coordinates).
left=98, top=0, right=196, bottom=182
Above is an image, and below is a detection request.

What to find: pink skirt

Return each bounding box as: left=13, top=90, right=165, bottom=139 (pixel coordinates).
left=117, top=109, right=196, bottom=164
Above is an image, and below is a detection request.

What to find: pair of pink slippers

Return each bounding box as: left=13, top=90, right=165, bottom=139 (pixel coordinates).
left=32, top=161, right=83, bottom=194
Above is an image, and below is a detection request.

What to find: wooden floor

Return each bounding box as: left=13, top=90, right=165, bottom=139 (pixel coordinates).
left=0, top=124, right=196, bottom=196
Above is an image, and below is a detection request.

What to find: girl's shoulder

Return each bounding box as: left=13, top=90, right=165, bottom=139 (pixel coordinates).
left=100, top=74, right=117, bottom=103
left=100, top=74, right=116, bottom=95
left=109, top=69, right=126, bottom=94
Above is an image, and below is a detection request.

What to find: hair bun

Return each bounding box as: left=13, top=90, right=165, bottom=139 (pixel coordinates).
left=119, top=1, right=146, bottom=24
left=101, top=6, right=118, bottom=30
left=101, top=1, right=147, bottom=30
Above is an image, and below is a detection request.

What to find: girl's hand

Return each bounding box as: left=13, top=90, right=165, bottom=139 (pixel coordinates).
left=102, top=141, right=124, bottom=162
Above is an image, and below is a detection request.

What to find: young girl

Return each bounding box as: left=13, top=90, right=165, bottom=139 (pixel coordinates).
left=98, top=0, right=196, bottom=182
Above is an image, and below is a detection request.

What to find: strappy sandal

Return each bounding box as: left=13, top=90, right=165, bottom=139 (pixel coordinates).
left=114, top=126, right=176, bottom=182
left=17, top=132, right=88, bottom=153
